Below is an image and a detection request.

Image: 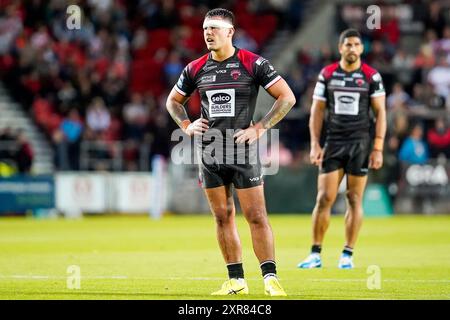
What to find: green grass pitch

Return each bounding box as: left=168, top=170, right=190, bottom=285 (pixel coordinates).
left=0, top=214, right=449, bottom=300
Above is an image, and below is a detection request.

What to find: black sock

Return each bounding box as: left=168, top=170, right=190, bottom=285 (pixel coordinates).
left=260, top=260, right=277, bottom=279
left=343, top=246, right=353, bottom=256
left=311, top=245, right=322, bottom=254
left=227, top=262, right=244, bottom=279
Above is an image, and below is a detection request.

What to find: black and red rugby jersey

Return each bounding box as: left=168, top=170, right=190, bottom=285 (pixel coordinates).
left=312, top=62, right=385, bottom=142
left=175, top=47, right=281, bottom=132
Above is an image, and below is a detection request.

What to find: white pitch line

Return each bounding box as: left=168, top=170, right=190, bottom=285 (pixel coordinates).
left=308, top=279, right=450, bottom=283
left=0, top=275, right=449, bottom=283
left=0, top=275, right=128, bottom=280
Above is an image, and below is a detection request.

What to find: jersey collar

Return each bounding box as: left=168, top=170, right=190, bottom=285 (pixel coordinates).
left=208, top=46, right=239, bottom=63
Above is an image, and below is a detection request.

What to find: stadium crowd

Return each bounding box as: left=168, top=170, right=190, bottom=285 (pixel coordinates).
left=0, top=0, right=303, bottom=171
left=0, top=0, right=449, bottom=175
left=280, top=0, right=450, bottom=174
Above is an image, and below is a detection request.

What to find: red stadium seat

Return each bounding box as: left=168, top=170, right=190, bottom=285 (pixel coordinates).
left=129, top=59, right=164, bottom=96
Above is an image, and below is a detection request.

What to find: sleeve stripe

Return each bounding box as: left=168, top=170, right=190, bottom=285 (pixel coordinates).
left=264, top=75, right=282, bottom=89
left=371, top=92, right=386, bottom=97
left=313, top=95, right=327, bottom=101
left=174, top=86, right=187, bottom=96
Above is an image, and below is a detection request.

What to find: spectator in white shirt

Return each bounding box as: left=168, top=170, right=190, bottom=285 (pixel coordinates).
left=86, top=97, right=111, bottom=133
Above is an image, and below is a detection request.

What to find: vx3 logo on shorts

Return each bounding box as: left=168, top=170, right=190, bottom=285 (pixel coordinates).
left=249, top=175, right=263, bottom=182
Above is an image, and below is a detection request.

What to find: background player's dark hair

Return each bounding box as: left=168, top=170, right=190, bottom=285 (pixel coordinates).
left=339, top=28, right=362, bottom=45
left=205, top=8, right=235, bottom=25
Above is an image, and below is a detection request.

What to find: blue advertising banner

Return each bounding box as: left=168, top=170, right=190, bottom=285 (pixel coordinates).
left=0, top=176, right=55, bottom=213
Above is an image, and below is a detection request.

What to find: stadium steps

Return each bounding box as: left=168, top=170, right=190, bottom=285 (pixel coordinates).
left=255, top=0, right=326, bottom=119
left=261, top=0, right=316, bottom=61
left=0, top=85, right=54, bottom=174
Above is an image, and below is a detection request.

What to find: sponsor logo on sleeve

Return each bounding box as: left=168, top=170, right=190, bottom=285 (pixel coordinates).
left=256, top=57, right=267, bottom=65
left=372, top=72, right=382, bottom=81
left=177, top=74, right=184, bottom=88
left=313, top=82, right=326, bottom=97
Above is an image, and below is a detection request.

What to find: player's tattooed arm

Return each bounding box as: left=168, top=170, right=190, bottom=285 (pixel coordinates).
left=166, top=88, right=190, bottom=127
left=260, top=99, right=293, bottom=129
left=259, top=78, right=296, bottom=130
left=234, top=78, right=295, bottom=144
left=166, top=87, right=209, bottom=136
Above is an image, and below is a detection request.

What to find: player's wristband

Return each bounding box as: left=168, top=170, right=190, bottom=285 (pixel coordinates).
left=374, top=136, right=384, bottom=152
left=180, top=120, right=191, bottom=131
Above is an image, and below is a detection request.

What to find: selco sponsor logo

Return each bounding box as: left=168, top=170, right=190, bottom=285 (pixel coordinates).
left=211, top=93, right=231, bottom=104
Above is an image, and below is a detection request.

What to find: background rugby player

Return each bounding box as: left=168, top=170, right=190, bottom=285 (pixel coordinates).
left=166, top=8, right=296, bottom=295
left=298, top=29, right=387, bottom=269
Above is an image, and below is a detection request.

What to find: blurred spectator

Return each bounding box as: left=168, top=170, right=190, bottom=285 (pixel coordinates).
left=410, top=83, right=445, bottom=109
left=0, top=4, right=23, bottom=54
left=387, top=83, right=410, bottom=109
left=391, top=48, right=414, bottom=85
left=424, top=1, right=447, bottom=38
left=131, top=27, right=148, bottom=51
left=285, top=67, right=306, bottom=103
left=30, top=25, right=50, bottom=50
left=233, top=29, right=258, bottom=52
left=163, top=51, right=184, bottom=87
left=433, top=25, right=450, bottom=58
left=53, top=109, right=83, bottom=170
left=57, top=81, right=77, bottom=106
left=399, top=123, right=429, bottom=165
left=427, top=118, right=450, bottom=158
left=15, top=131, right=33, bottom=174
left=365, top=40, right=392, bottom=74
left=427, top=55, right=450, bottom=101
left=413, top=43, right=436, bottom=71
left=0, top=127, right=16, bottom=162
left=123, top=93, right=149, bottom=141
left=86, top=97, right=111, bottom=135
